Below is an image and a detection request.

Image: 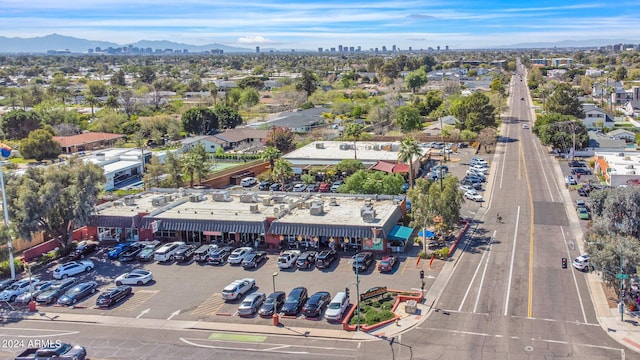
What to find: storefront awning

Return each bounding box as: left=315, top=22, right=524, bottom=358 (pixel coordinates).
left=147, top=218, right=268, bottom=234
left=418, top=229, right=435, bottom=238
left=269, top=222, right=390, bottom=239
left=388, top=225, right=414, bottom=241
left=89, top=215, right=140, bottom=228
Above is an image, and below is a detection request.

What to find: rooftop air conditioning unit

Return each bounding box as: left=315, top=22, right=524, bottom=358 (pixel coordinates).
left=329, top=197, right=338, bottom=206
left=151, top=196, right=166, bottom=207
left=373, top=145, right=380, bottom=151
left=273, top=195, right=287, bottom=204
left=315, top=142, right=325, bottom=149
left=113, top=201, right=124, bottom=207
left=273, top=207, right=280, bottom=215
left=262, top=197, right=272, bottom=206
left=362, top=209, right=376, bottom=223
left=123, top=196, right=136, bottom=206
left=240, top=193, right=259, bottom=203
left=212, top=191, right=231, bottom=202
left=339, top=144, right=348, bottom=150
left=310, top=203, right=324, bottom=215
left=626, top=164, right=634, bottom=169
left=189, top=194, right=201, bottom=202
left=249, top=204, right=259, bottom=213
left=360, top=204, right=374, bottom=217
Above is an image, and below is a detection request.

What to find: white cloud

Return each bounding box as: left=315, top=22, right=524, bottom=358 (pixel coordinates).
left=237, top=36, right=274, bottom=44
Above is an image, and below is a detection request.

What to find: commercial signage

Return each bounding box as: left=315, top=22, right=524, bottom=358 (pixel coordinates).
left=360, top=286, right=387, bottom=302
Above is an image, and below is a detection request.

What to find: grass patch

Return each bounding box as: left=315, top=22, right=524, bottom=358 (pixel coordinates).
left=349, top=293, right=397, bottom=326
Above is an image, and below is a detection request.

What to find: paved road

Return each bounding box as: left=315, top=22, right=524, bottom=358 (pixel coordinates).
left=408, top=61, right=635, bottom=359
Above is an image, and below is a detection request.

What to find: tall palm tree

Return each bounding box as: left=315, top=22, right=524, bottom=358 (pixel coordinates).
left=343, top=122, right=364, bottom=160
left=398, top=137, right=422, bottom=189
left=271, top=158, right=293, bottom=190
left=84, top=94, right=100, bottom=118
left=260, top=146, right=281, bottom=169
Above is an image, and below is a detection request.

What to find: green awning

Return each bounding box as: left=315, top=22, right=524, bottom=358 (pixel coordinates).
left=388, top=225, right=414, bottom=241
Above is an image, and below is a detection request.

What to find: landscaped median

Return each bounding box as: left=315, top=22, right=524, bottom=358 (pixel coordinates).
left=342, top=287, right=423, bottom=332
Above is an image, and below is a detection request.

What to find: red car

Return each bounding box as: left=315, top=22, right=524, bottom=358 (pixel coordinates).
left=377, top=256, right=398, bottom=273
left=318, top=182, right=330, bottom=192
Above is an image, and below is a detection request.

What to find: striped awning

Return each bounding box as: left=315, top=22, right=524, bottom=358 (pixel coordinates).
left=89, top=215, right=140, bottom=228
left=145, top=218, right=268, bottom=234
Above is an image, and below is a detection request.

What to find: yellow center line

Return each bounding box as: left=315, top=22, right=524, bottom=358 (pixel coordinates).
left=520, top=139, right=536, bottom=318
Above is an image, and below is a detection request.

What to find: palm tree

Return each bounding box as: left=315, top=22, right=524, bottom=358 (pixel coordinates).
left=84, top=94, right=100, bottom=118
left=271, top=158, right=293, bottom=190
left=260, top=146, right=281, bottom=169
left=182, top=143, right=210, bottom=187
left=398, top=137, right=422, bottom=189
left=343, top=122, right=364, bottom=159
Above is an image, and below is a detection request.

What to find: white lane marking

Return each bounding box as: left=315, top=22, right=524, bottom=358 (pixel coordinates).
left=499, top=124, right=509, bottom=190
left=458, top=232, right=493, bottom=312
left=136, top=308, right=150, bottom=319
left=561, top=227, right=588, bottom=324
left=530, top=127, right=556, bottom=201
left=0, top=331, right=79, bottom=338
left=474, top=230, right=497, bottom=314
left=167, top=310, right=180, bottom=321
left=263, top=345, right=291, bottom=351
left=504, top=206, right=521, bottom=317
left=179, top=338, right=356, bottom=358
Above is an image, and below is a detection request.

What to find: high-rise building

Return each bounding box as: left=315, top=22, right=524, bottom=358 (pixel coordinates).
left=357, top=46, right=361, bottom=52
left=318, top=47, right=323, bottom=53
left=382, top=46, right=387, bottom=52
left=445, top=45, right=449, bottom=51
left=349, top=46, right=354, bottom=52
left=408, top=46, right=412, bottom=51
left=437, top=45, right=440, bottom=51
left=392, top=45, right=396, bottom=52
left=330, top=47, right=336, bottom=52
left=256, top=46, right=260, bottom=53
left=338, top=45, right=343, bottom=52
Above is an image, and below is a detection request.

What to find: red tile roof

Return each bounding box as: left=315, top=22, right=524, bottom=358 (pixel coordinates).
left=53, top=132, right=125, bottom=148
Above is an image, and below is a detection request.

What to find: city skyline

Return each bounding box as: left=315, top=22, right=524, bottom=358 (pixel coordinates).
left=0, top=0, right=639, bottom=50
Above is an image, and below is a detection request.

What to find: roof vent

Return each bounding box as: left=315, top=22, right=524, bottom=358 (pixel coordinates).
left=240, top=192, right=259, bottom=203
left=249, top=204, right=259, bottom=213
left=329, top=197, right=338, bottom=206
left=362, top=209, right=376, bottom=223
left=212, top=191, right=231, bottom=202
left=151, top=196, right=166, bottom=207
left=123, top=196, right=136, bottom=206
left=310, top=202, right=324, bottom=215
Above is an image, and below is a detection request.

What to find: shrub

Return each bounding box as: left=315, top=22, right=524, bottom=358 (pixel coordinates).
left=0, top=259, right=25, bottom=278
left=418, top=251, right=429, bottom=259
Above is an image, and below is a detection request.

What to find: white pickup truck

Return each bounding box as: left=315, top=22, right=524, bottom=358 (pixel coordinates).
left=277, top=250, right=301, bottom=269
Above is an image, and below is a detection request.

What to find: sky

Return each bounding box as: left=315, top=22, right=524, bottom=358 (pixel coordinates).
left=0, top=0, right=639, bottom=50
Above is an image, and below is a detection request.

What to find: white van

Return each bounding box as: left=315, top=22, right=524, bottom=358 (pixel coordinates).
left=240, top=177, right=257, bottom=187
left=153, top=242, right=184, bottom=262
left=325, top=291, right=350, bottom=321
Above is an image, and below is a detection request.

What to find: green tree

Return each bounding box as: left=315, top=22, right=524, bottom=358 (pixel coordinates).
left=138, top=66, right=156, bottom=84
left=83, top=94, right=100, bottom=118
left=395, top=106, right=422, bottom=132
left=214, top=104, right=243, bottom=129
left=295, top=69, right=319, bottom=96
left=86, top=80, right=107, bottom=97
left=398, top=137, right=422, bottom=189
left=614, top=67, right=628, bottom=82
left=544, top=83, right=584, bottom=118
left=335, top=159, right=364, bottom=176
left=417, top=91, right=443, bottom=116
left=164, top=152, right=184, bottom=188
left=111, top=69, right=126, bottom=86
left=143, top=156, right=165, bottom=189
left=341, top=170, right=404, bottom=195
left=533, top=113, right=588, bottom=152
left=6, top=158, right=105, bottom=248
left=20, top=128, right=62, bottom=161
left=264, top=127, right=296, bottom=153
left=405, top=68, right=428, bottom=93
left=260, top=146, right=281, bottom=168
left=450, top=92, right=496, bottom=132
left=1, top=109, right=42, bottom=139
left=182, top=143, right=210, bottom=187
left=238, top=76, right=265, bottom=90
left=272, top=158, right=294, bottom=189
left=490, top=78, right=505, bottom=95
left=181, top=107, right=218, bottom=135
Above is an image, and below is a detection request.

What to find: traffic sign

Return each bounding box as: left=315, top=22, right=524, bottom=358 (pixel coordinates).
left=616, top=273, right=629, bottom=280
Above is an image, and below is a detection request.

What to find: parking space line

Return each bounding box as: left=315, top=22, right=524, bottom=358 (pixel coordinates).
left=192, top=292, right=224, bottom=316
left=401, top=257, right=413, bottom=274
left=114, top=289, right=159, bottom=312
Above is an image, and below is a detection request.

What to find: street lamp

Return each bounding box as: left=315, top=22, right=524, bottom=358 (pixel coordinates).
left=272, top=271, right=279, bottom=294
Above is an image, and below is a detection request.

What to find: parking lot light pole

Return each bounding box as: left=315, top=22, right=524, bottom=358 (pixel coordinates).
left=272, top=271, right=278, bottom=294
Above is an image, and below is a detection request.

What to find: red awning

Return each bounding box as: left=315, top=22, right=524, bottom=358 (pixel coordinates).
left=371, top=161, right=410, bottom=174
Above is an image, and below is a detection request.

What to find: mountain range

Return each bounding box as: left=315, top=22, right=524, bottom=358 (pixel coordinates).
left=0, top=34, right=252, bottom=54
left=0, top=34, right=637, bottom=54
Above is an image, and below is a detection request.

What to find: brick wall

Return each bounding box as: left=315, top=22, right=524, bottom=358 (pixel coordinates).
left=200, top=161, right=270, bottom=189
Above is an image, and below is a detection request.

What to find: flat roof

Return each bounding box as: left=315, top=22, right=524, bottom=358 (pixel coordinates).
left=283, top=141, right=430, bottom=165
left=95, top=192, right=164, bottom=217
left=597, top=151, right=640, bottom=176
left=102, top=160, right=141, bottom=174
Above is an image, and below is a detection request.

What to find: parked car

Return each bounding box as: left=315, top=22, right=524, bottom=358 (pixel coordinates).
left=115, top=269, right=153, bottom=286
left=242, top=251, right=267, bottom=269
left=292, top=183, right=307, bottom=192
left=259, top=291, right=286, bottom=317
left=107, top=242, right=133, bottom=260
left=573, top=254, right=590, bottom=271
left=174, top=244, right=196, bottom=262
left=315, top=250, right=337, bottom=269
left=566, top=175, right=578, bottom=185
left=269, top=183, right=282, bottom=191
left=306, top=184, right=319, bottom=192
left=14, top=280, right=56, bottom=305
left=221, top=278, right=255, bottom=301
left=571, top=168, right=592, bottom=175
left=296, top=251, right=318, bottom=269
left=52, top=260, right=94, bottom=279
left=330, top=181, right=343, bottom=192
left=258, top=181, right=272, bottom=190
left=0, top=278, right=39, bottom=302
left=575, top=199, right=588, bottom=209
left=194, top=244, right=216, bottom=262
left=118, top=242, right=144, bottom=262
left=577, top=187, right=590, bottom=197
left=207, top=246, right=232, bottom=265
left=432, top=164, right=448, bottom=173
left=95, top=285, right=132, bottom=308
left=281, top=286, right=308, bottom=316
left=57, top=281, right=98, bottom=306
left=465, top=171, right=486, bottom=182
left=136, top=240, right=162, bottom=262
left=283, top=183, right=293, bottom=192
left=237, top=292, right=266, bottom=316
left=228, top=247, right=253, bottom=265
left=36, top=279, right=76, bottom=304
left=470, top=164, right=489, bottom=173
left=568, top=160, right=586, bottom=167
left=325, top=291, right=350, bottom=322
left=14, top=342, right=87, bottom=360
left=577, top=207, right=590, bottom=220
left=522, top=124, right=530, bottom=129
left=240, top=177, right=257, bottom=187
left=70, top=241, right=98, bottom=260
left=277, top=250, right=301, bottom=269
left=378, top=256, right=398, bottom=273
left=465, top=191, right=484, bottom=202
left=302, top=291, right=331, bottom=318
left=0, top=278, right=16, bottom=292
left=153, top=241, right=184, bottom=262
left=318, top=182, right=330, bottom=192
left=352, top=252, right=374, bottom=272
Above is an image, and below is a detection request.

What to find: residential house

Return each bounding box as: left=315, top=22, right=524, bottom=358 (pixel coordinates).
left=53, top=132, right=126, bottom=154
left=180, top=128, right=269, bottom=153
left=181, top=135, right=224, bottom=153
left=607, top=128, right=636, bottom=142
left=581, top=104, right=615, bottom=129
left=249, top=107, right=329, bottom=133
left=587, top=131, right=627, bottom=151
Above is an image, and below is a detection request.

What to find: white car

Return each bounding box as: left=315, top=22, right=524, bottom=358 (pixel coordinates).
left=325, top=291, right=350, bottom=321
left=228, top=247, right=253, bottom=265
left=465, top=191, right=483, bottom=202
left=52, top=260, right=94, bottom=279
left=466, top=169, right=486, bottom=181
left=240, top=177, right=257, bottom=187
left=277, top=250, right=301, bottom=269
left=292, top=184, right=307, bottom=192
left=221, top=278, right=255, bottom=301
left=522, top=124, right=530, bottom=129
left=459, top=185, right=478, bottom=194
left=573, top=254, right=590, bottom=271
left=470, top=165, right=489, bottom=174
left=14, top=280, right=56, bottom=304
left=0, top=278, right=39, bottom=302
left=115, top=269, right=153, bottom=286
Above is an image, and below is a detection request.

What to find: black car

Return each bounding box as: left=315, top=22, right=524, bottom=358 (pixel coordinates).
left=36, top=279, right=76, bottom=304
left=296, top=251, right=317, bottom=269
left=269, top=183, right=282, bottom=191
left=316, top=250, right=337, bottom=269
left=571, top=168, right=592, bottom=175
left=174, top=244, right=196, bottom=262
left=0, top=278, right=16, bottom=292
left=259, top=291, right=286, bottom=317
left=258, top=181, right=272, bottom=191
left=281, top=286, right=308, bottom=316
left=352, top=252, right=374, bottom=272
left=577, top=187, right=590, bottom=197
left=242, top=251, right=267, bottom=269
left=302, top=291, right=331, bottom=318
left=57, top=281, right=98, bottom=306
left=207, top=246, right=232, bottom=265
left=96, top=285, right=132, bottom=308
left=568, top=160, right=586, bottom=167
left=118, top=243, right=144, bottom=262
left=70, top=241, right=98, bottom=260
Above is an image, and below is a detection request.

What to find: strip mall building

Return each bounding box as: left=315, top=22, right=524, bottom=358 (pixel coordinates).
left=82, top=189, right=412, bottom=253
